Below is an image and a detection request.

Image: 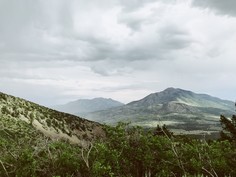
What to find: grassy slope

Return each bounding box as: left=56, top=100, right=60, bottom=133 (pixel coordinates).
left=0, top=92, right=105, bottom=146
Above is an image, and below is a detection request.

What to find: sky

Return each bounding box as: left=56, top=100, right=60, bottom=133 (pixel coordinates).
left=0, top=0, right=236, bottom=106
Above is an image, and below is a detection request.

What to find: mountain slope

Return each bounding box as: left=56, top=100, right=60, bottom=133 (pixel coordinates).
left=83, top=88, right=234, bottom=133
left=0, top=92, right=105, bottom=146
left=53, top=97, right=124, bottom=114
left=128, top=87, right=233, bottom=110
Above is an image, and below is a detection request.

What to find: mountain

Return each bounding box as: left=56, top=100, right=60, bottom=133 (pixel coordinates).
left=83, top=88, right=234, bottom=134
left=53, top=97, right=124, bottom=115
left=0, top=92, right=105, bottom=146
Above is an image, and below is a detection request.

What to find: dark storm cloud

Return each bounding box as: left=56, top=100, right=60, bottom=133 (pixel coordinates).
left=192, top=0, right=236, bottom=16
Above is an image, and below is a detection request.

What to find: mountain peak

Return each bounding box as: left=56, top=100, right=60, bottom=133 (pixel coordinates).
left=53, top=97, right=124, bottom=114
left=163, top=87, right=191, bottom=94
left=163, top=87, right=177, bottom=91
left=84, top=88, right=234, bottom=131
left=128, top=87, right=233, bottom=110
left=146, top=87, right=191, bottom=103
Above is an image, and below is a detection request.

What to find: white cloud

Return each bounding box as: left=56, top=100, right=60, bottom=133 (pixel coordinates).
left=0, top=0, right=236, bottom=105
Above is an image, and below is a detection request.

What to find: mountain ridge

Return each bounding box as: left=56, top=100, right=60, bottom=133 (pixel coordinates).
left=53, top=97, right=124, bottom=115
left=82, top=88, right=234, bottom=134
left=128, top=87, right=233, bottom=110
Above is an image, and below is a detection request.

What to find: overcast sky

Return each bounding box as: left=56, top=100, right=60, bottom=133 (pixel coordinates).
left=0, top=0, right=236, bottom=106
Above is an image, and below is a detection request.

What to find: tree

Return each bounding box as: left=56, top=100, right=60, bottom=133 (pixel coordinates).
left=220, top=115, right=236, bottom=141
left=154, top=124, right=173, bottom=138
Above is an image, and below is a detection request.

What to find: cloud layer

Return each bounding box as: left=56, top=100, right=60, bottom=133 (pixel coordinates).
left=192, top=0, right=236, bottom=16
left=0, top=0, right=236, bottom=105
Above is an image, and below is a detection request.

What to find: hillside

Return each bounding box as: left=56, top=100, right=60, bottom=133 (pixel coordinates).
left=0, top=92, right=105, bottom=146
left=83, top=88, right=234, bottom=134
left=1, top=91, right=236, bottom=177
left=53, top=97, right=124, bottom=115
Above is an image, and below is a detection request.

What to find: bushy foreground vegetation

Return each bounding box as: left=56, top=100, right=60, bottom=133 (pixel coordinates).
left=1, top=116, right=236, bottom=177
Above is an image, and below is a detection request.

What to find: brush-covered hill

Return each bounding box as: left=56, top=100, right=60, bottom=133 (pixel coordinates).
left=53, top=97, right=124, bottom=115
left=1, top=91, right=236, bottom=176
left=0, top=92, right=105, bottom=146
left=83, top=88, right=234, bottom=134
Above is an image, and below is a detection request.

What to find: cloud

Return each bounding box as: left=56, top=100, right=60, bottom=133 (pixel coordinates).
left=192, top=0, right=236, bottom=16
left=158, top=25, right=192, bottom=50
left=0, top=0, right=236, bottom=105
left=0, top=0, right=192, bottom=66
left=90, top=58, right=135, bottom=76
left=118, top=0, right=176, bottom=12
left=118, top=0, right=157, bottom=11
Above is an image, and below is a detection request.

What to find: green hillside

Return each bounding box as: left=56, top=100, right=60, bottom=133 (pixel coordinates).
left=1, top=91, right=236, bottom=176
left=0, top=92, right=105, bottom=145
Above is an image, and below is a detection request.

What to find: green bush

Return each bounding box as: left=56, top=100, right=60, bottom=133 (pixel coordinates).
left=1, top=121, right=236, bottom=176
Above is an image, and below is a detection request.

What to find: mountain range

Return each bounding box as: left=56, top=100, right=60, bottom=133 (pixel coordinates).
left=1, top=89, right=234, bottom=176
left=53, top=98, right=124, bottom=115
left=1, top=88, right=234, bottom=137
left=81, top=88, right=234, bottom=135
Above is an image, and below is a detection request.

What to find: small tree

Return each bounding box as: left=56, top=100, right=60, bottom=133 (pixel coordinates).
left=154, top=124, right=173, bottom=138
left=220, top=115, right=236, bottom=141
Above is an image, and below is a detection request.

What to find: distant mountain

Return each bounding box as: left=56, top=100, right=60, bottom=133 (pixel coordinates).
left=128, top=87, right=233, bottom=110
left=84, top=88, right=234, bottom=134
left=0, top=92, right=105, bottom=146
left=53, top=98, right=124, bottom=115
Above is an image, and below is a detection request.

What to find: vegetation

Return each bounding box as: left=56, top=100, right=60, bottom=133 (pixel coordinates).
left=220, top=115, right=236, bottom=141
left=0, top=92, right=105, bottom=145
left=0, top=120, right=236, bottom=177
left=1, top=92, right=236, bottom=176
